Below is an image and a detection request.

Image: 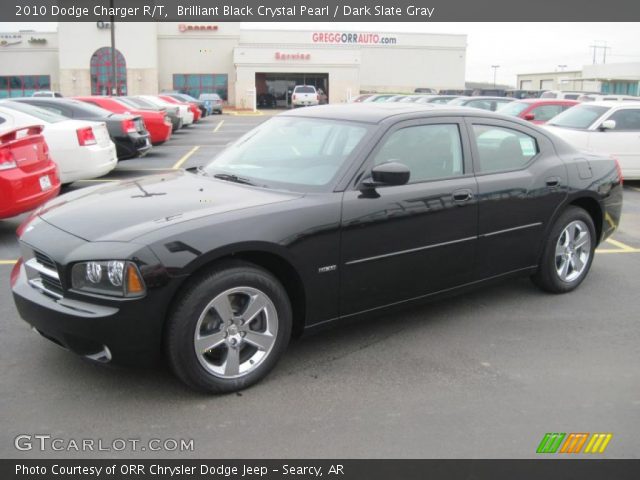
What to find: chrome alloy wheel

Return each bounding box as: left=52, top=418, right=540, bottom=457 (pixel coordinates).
left=555, top=220, right=591, bottom=283
left=194, top=287, right=278, bottom=379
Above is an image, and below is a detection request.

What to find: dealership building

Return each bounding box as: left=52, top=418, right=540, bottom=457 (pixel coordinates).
left=0, top=23, right=466, bottom=107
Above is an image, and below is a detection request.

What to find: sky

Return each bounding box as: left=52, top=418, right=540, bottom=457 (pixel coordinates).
left=2, top=22, right=640, bottom=86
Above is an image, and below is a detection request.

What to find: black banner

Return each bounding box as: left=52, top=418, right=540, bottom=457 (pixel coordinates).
left=3, top=459, right=640, bottom=480
left=4, top=0, right=640, bottom=22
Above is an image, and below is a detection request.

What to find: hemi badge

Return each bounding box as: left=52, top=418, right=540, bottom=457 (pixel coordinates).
left=318, top=265, right=337, bottom=273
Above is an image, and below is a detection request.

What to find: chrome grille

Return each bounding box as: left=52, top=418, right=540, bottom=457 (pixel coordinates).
left=34, top=250, right=56, bottom=270
left=40, top=274, right=63, bottom=296
left=23, top=248, right=64, bottom=299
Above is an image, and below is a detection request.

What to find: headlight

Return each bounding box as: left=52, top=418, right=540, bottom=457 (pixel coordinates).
left=71, top=260, right=145, bottom=297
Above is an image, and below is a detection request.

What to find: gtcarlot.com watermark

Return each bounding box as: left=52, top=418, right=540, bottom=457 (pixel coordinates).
left=14, top=434, right=194, bottom=453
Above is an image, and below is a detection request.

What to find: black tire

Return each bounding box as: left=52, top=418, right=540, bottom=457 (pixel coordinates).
left=165, top=260, right=292, bottom=393
left=532, top=206, right=596, bottom=293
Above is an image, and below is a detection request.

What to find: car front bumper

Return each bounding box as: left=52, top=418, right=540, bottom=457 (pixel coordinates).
left=10, top=224, right=181, bottom=366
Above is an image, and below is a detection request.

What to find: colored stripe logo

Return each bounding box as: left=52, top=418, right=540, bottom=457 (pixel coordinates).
left=537, top=433, right=612, bottom=454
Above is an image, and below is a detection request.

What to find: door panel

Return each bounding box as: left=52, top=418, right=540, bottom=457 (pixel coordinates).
left=468, top=119, right=568, bottom=278
left=339, top=118, right=478, bottom=316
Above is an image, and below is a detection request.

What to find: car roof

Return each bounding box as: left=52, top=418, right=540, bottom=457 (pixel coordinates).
left=585, top=100, right=640, bottom=107
left=15, top=97, right=84, bottom=105
left=279, top=102, right=527, bottom=124
left=516, top=98, right=577, bottom=104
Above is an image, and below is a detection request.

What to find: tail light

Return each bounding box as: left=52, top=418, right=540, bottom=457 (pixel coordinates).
left=613, top=157, right=623, bottom=183
left=42, top=140, right=50, bottom=161
left=292, top=94, right=297, bottom=101
left=0, top=147, right=17, bottom=171
left=76, top=127, right=97, bottom=146
left=122, top=118, right=137, bottom=134
left=316, top=94, right=319, bottom=101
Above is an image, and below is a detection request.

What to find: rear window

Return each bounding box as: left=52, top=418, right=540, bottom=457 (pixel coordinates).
left=540, top=92, right=557, bottom=99
left=1, top=101, right=66, bottom=123
left=294, top=86, right=316, bottom=94
left=547, top=105, right=609, bottom=129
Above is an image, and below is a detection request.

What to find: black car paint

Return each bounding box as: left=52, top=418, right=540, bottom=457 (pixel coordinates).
left=13, top=98, right=151, bottom=159
left=11, top=104, right=623, bottom=366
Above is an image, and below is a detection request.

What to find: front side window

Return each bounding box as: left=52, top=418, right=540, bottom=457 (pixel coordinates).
left=373, top=124, right=464, bottom=183
left=204, top=117, right=369, bottom=191
left=605, top=109, right=640, bottom=130
left=473, top=125, right=538, bottom=173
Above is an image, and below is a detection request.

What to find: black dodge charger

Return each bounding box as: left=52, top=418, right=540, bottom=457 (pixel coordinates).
left=11, top=103, right=623, bottom=393
left=13, top=97, right=152, bottom=160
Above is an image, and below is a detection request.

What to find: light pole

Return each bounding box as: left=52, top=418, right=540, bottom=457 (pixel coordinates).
left=491, top=65, right=500, bottom=88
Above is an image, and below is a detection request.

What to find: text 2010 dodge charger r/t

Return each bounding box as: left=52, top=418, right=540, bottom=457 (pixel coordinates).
left=11, top=104, right=623, bottom=393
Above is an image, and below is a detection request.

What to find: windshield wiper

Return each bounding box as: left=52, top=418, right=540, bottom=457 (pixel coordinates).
left=213, top=173, right=256, bottom=186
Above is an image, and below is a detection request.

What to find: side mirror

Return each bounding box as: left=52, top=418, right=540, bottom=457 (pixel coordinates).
left=361, top=162, right=410, bottom=189
left=600, top=119, right=616, bottom=131
left=524, top=113, right=535, bottom=121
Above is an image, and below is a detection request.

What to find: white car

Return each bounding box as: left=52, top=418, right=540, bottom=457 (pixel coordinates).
left=543, top=101, right=640, bottom=179
left=0, top=101, right=117, bottom=184
left=291, top=85, right=319, bottom=107
left=137, top=95, right=194, bottom=126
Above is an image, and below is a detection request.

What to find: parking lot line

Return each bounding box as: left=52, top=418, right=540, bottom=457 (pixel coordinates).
left=171, top=146, right=200, bottom=169
left=596, top=237, right=640, bottom=254
left=0, top=260, right=17, bottom=265
left=213, top=120, right=224, bottom=133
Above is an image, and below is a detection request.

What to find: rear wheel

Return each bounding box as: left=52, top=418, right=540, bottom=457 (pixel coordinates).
left=166, top=261, right=292, bottom=393
left=532, top=206, right=596, bottom=293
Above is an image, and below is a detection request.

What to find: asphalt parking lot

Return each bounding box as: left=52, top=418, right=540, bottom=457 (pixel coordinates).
left=1, top=112, right=639, bottom=459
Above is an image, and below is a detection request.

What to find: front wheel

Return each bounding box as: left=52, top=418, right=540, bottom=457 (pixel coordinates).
left=532, top=206, right=596, bottom=293
left=165, top=261, right=292, bottom=393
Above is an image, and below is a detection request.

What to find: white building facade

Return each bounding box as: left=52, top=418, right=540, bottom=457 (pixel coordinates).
left=0, top=23, right=467, bottom=107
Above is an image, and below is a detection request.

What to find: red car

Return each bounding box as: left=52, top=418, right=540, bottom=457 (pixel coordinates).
left=74, top=96, right=173, bottom=145
left=498, top=99, right=579, bottom=124
left=159, top=95, right=201, bottom=123
left=0, top=125, right=60, bottom=219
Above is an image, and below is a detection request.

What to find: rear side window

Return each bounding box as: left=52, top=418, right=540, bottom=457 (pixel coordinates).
left=472, top=125, right=538, bottom=173
left=606, top=109, right=640, bottom=130
left=373, top=124, right=464, bottom=182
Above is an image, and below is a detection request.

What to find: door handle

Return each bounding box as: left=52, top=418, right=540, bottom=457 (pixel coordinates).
left=452, top=189, right=474, bottom=203
left=546, top=176, right=561, bottom=187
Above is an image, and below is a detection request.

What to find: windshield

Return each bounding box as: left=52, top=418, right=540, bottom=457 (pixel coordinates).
left=498, top=101, right=530, bottom=116
left=1, top=100, right=66, bottom=123
left=203, top=116, right=369, bottom=192
left=547, top=105, right=608, bottom=129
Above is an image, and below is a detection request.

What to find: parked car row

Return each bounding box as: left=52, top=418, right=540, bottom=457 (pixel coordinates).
left=0, top=93, right=219, bottom=219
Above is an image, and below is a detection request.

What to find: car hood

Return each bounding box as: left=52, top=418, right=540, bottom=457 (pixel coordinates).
left=37, top=170, right=302, bottom=242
